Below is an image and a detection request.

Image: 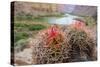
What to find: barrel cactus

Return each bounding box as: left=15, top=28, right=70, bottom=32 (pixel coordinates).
left=64, top=21, right=97, bottom=61
left=32, top=25, right=71, bottom=64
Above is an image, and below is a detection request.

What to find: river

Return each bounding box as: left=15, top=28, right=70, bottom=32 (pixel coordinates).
left=43, top=14, right=82, bottom=25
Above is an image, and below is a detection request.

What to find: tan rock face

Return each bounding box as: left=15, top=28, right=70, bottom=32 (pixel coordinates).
left=15, top=48, right=33, bottom=65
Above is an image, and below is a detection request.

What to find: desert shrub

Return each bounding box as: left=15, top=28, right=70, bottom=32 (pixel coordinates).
left=14, top=23, right=29, bottom=31
left=32, top=17, right=47, bottom=22
left=15, top=23, right=29, bottom=28
left=15, top=13, right=33, bottom=21
left=25, top=14, right=33, bottom=20
left=14, top=32, right=29, bottom=42
left=28, top=24, right=46, bottom=31
left=14, top=39, right=29, bottom=53
left=15, top=23, right=46, bottom=31
left=83, top=16, right=96, bottom=27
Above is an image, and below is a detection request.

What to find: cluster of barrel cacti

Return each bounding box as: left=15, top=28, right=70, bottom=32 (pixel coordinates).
left=32, top=21, right=97, bottom=64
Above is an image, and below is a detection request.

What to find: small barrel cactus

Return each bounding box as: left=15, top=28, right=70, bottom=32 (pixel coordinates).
left=65, top=21, right=97, bottom=61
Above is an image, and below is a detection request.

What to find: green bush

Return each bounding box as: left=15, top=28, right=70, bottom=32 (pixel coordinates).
left=28, top=24, right=46, bottom=31
left=14, top=39, right=29, bottom=52
left=15, top=39, right=28, bottom=47
left=83, top=16, right=96, bottom=27
left=15, top=23, right=46, bottom=31
left=15, top=23, right=29, bottom=28
left=14, top=32, right=29, bottom=42
left=15, top=13, right=33, bottom=21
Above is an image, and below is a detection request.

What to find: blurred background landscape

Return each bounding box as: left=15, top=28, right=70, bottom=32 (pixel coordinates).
left=14, top=1, right=97, bottom=44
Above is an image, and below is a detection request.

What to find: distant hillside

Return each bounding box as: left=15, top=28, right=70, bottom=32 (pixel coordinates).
left=14, top=1, right=97, bottom=17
